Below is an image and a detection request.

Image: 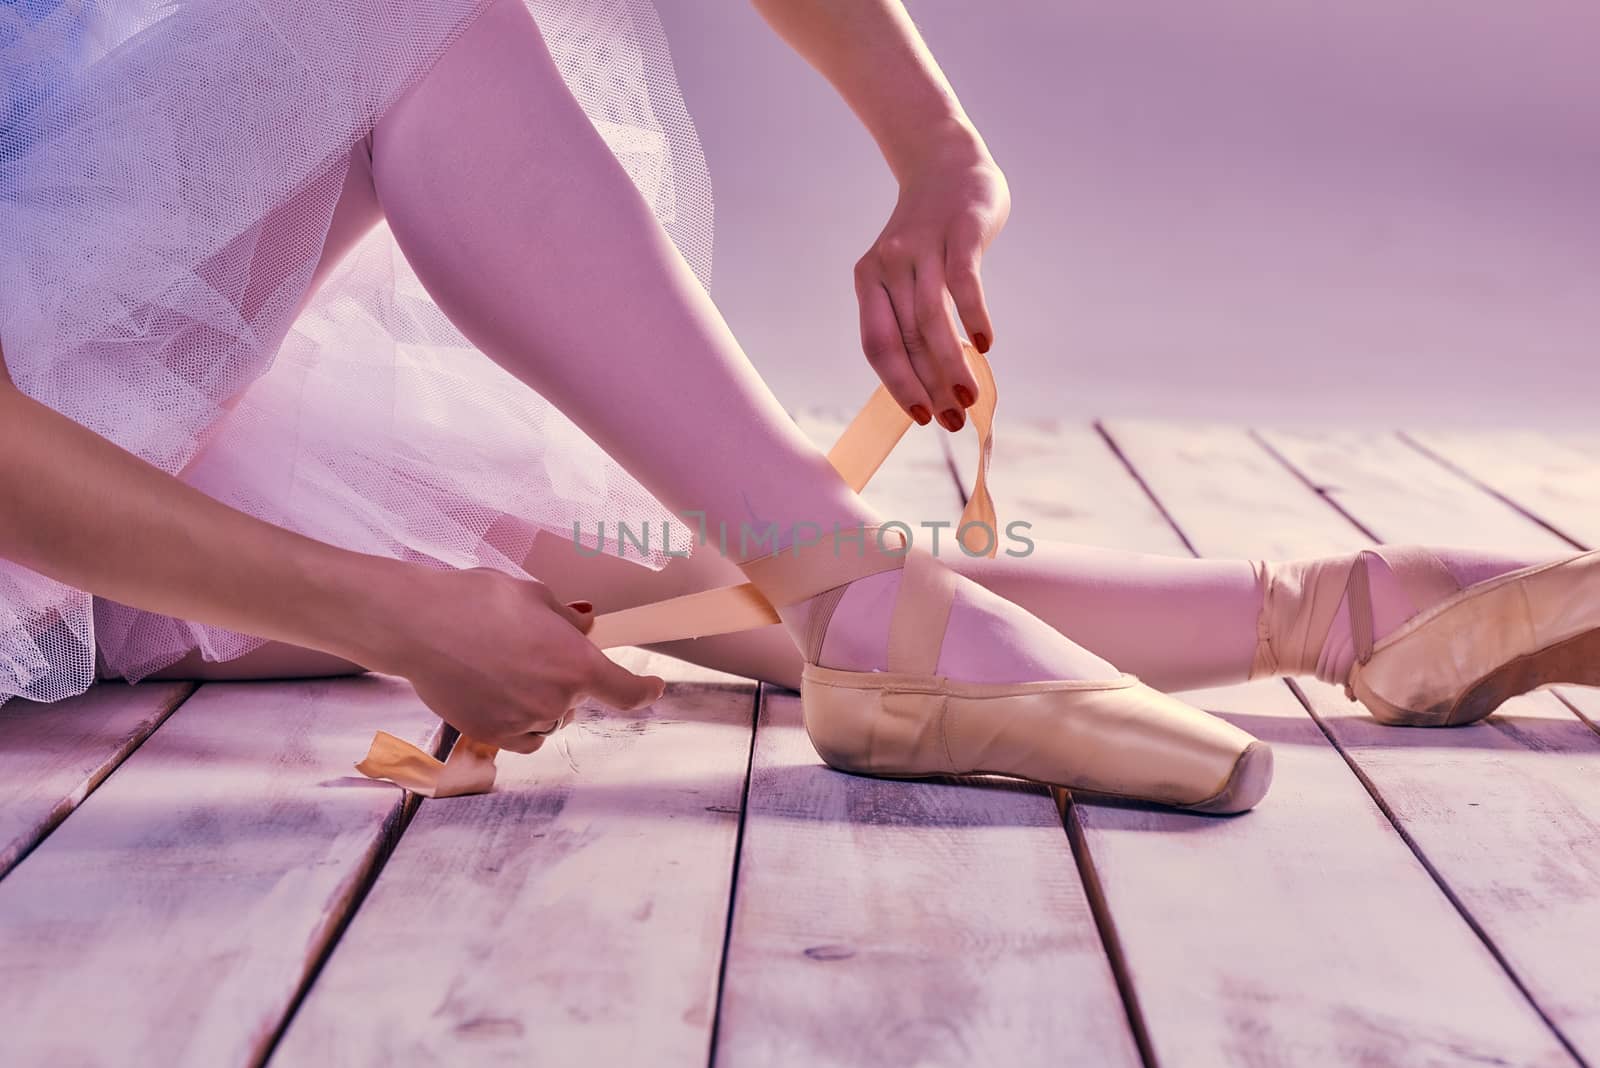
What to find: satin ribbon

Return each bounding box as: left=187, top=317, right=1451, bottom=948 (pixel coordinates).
left=355, top=344, right=999, bottom=797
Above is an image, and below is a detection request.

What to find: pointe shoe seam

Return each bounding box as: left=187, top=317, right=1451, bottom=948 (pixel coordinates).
left=936, top=694, right=957, bottom=774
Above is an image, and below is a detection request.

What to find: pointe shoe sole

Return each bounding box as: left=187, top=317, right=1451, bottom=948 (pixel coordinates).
left=811, top=737, right=1274, bottom=816
left=1351, top=551, right=1600, bottom=727
left=1062, top=739, right=1274, bottom=815
left=800, top=666, right=1273, bottom=815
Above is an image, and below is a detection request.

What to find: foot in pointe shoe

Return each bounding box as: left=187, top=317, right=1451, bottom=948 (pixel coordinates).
left=1252, top=546, right=1600, bottom=726
left=742, top=525, right=1273, bottom=815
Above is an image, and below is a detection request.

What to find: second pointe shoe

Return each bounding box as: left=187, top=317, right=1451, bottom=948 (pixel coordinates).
left=1351, top=549, right=1600, bottom=726
left=743, top=526, right=1273, bottom=814
left=1255, top=546, right=1600, bottom=726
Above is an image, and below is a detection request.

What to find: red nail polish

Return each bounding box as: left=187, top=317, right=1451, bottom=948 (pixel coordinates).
left=953, top=384, right=974, bottom=408
left=938, top=408, right=964, bottom=432
left=972, top=332, right=990, bottom=354
left=909, top=404, right=932, bottom=426
left=570, top=601, right=593, bottom=614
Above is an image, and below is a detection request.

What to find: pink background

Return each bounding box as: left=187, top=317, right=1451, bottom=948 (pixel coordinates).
left=657, top=1, right=1599, bottom=425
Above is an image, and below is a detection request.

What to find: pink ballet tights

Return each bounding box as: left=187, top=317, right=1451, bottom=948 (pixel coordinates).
left=259, top=0, right=1545, bottom=696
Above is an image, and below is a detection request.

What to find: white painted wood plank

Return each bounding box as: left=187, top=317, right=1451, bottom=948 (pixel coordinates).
left=273, top=653, right=755, bottom=1067
left=1080, top=677, right=1571, bottom=1066
left=0, top=676, right=442, bottom=1068
left=1555, top=685, right=1600, bottom=738
left=1407, top=429, right=1600, bottom=550
left=1255, top=426, right=1600, bottom=1061
left=1102, top=421, right=1357, bottom=559
left=948, top=419, right=1191, bottom=556
left=1261, top=427, right=1577, bottom=558
left=715, top=686, right=1142, bottom=1068
left=994, top=419, right=1573, bottom=1065
left=0, top=681, right=193, bottom=876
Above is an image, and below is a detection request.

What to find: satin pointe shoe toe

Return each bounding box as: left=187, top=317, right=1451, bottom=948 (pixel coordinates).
left=743, top=526, right=1273, bottom=814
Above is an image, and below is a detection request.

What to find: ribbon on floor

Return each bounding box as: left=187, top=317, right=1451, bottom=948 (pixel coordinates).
left=355, top=342, right=999, bottom=797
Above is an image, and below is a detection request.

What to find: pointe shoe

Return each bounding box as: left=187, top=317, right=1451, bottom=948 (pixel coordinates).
left=743, top=526, right=1273, bottom=814
left=1343, top=548, right=1600, bottom=726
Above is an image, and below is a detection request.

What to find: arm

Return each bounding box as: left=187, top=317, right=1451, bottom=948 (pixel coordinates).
left=0, top=345, right=660, bottom=748
left=0, top=356, right=400, bottom=665
left=750, top=0, right=1010, bottom=429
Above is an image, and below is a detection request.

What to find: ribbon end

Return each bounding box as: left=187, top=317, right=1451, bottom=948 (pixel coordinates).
left=354, top=729, right=498, bottom=798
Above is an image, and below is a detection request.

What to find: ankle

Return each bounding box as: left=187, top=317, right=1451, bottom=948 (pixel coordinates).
left=1249, top=554, right=1365, bottom=683
left=784, top=570, right=899, bottom=672
left=743, top=524, right=908, bottom=667
left=1253, top=546, right=1521, bottom=686
left=751, top=525, right=1120, bottom=686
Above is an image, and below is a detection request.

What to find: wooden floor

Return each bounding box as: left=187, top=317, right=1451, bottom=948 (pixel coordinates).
left=2, top=421, right=1598, bottom=1067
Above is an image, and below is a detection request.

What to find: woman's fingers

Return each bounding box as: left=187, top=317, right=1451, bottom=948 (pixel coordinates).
left=532, top=581, right=595, bottom=634
left=854, top=153, right=1008, bottom=425
left=912, top=257, right=978, bottom=430
left=499, top=658, right=646, bottom=755
left=501, top=731, right=549, bottom=756
left=581, top=646, right=665, bottom=711
left=855, top=261, right=932, bottom=425
left=403, top=567, right=669, bottom=756
left=858, top=241, right=984, bottom=432
left=560, top=598, right=595, bottom=634
left=884, top=265, right=951, bottom=425
left=945, top=227, right=994, bottom=355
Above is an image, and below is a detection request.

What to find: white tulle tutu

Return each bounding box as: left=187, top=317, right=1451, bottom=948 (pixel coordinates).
left=0, top=0, right=709, bottom=703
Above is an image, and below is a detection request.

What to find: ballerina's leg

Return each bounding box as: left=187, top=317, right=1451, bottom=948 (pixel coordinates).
left=148, top=1, right=1538, bottom=695
left=141, top=1, right=1267, bottom=691
left=361, top=0, right=1551, bottom=699
left=362, top=0, right=1131, bottom=688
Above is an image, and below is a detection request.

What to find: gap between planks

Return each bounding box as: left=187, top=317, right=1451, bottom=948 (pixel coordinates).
left=1104, top=418, right=1591, bottom=1066
left=0, top=680, right=196, bottom=879
left=1398, top=428, right=1600, bottom=740
left=951, top=417, right=1574, bottom=1066
left=710, top=414, right=1143, bottom=1067
left=272, top=652, right=759, bottom=1067
left=0, top=675, right=447, bottom=1068
left=1250, top=423, right=1600, bottom=1063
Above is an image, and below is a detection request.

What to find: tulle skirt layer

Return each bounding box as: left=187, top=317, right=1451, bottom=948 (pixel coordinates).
left=0, top=0, right=709, bottom=702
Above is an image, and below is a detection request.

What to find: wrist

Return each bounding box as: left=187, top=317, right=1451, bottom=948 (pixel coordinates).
left=883, top=117, right=993, bottom=185
left=301, top=548, right=427, bottom=675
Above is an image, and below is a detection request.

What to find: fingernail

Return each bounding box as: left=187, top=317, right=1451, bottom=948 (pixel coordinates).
left=909, top=404, right=932, bottom=426
left=972, top=332, right=990, bottom=354
left=938, top=408, right=964, bottom=432
left=953, top=384, right=974, bottom=408
left=570, top=600, right=593, bottom=613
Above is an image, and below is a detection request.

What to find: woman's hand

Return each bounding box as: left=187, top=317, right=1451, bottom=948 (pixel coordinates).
left=0, top=345, right=661, bottom=749
left=747, top=0, right=1011, bottom=430
left=370, top=565, right=665, bottom=754
left=855, top=141, right=1010, bottom=433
